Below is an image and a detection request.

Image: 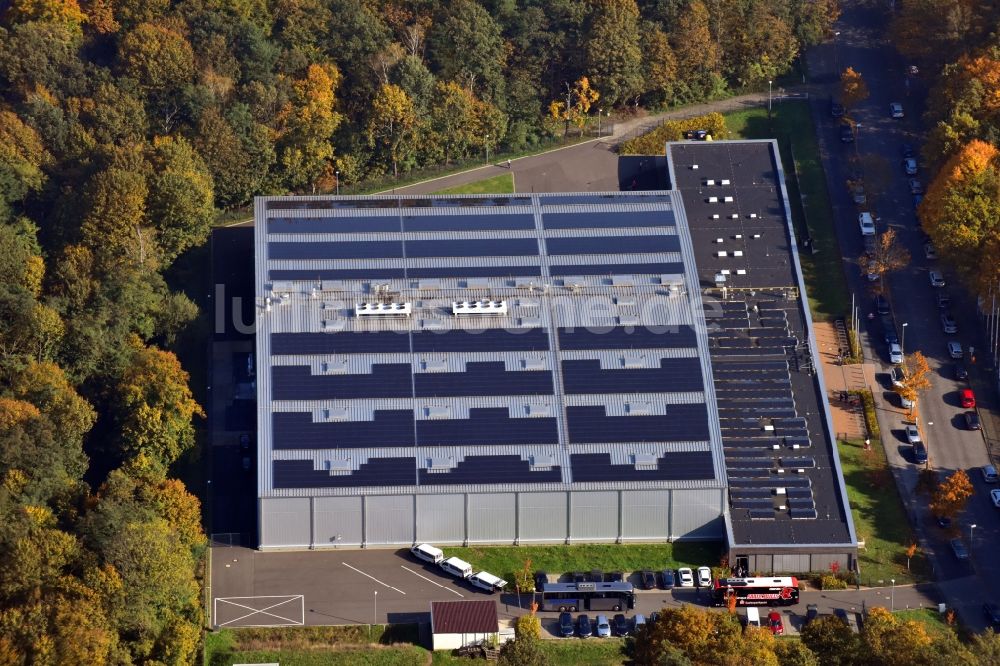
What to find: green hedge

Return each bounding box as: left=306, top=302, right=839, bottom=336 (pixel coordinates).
left=619, top=113, right=729, bottom=155
left=849, top=389, right=879, bottom=439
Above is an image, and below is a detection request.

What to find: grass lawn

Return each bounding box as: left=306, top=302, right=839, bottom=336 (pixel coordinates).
left=441, top=542, right=721, bottom=587
left=724, top=102, right=851, bottom=320
left=893, top=608, right=954, bottom=637
left=836, top=439, right=931, bottom=585
left=204, top=625, right=424, bottom=666
left=432, top=173, right=515, bottom=194
left=430, top=639, right=628, bottom=666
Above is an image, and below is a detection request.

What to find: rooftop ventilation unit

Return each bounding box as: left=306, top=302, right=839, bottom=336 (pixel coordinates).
left=452, top=300, right=508, bottom=316
left=354, top=302, right=412, bottom=317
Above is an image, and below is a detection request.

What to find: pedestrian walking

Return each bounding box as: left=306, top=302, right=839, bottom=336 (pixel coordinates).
left=507, top=159, right=511, bottom=169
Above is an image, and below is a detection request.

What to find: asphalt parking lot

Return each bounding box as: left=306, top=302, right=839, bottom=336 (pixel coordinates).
left=209, top=545, right=936, bottom=630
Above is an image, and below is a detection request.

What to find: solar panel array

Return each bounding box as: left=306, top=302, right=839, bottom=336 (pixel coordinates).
left=709, top=300, right=817, bottom=520
left=255, top=193, right=724, bottom=493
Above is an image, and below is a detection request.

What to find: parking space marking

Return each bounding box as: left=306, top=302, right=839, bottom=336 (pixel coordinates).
left=342, top=562, right=406, bottom=594
left=400, top=565, right=465, bottom=597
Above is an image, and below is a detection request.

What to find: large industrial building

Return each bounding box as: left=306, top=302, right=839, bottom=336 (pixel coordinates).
left=252, top=140, right=857, bottom=572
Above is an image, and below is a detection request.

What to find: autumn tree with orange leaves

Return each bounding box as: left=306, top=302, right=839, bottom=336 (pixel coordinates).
left=839, top=67, right=869, bottom=111
left=930, top=469, right=974, bottom=522
left=918, top=140, right=1000, bottom=293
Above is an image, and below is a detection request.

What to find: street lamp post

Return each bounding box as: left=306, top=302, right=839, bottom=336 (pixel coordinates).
left=598, top=108, right=603, bottom=137
left=855, top=122, right=861, bottom=160
left=768, top=80, right=773, bottom=116
left=901, top=322, right=908, bottom=357
left=971, top=523, right=977, bottom=544
left=834, top=31, right=841, bottom=74
left=335, top=169, right=340, bottom=196
left=890, top=579, right=895, bottom=611
left=485, top=134, right=490, bottom=165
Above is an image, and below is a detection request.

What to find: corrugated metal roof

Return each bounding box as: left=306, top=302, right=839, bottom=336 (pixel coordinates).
left=431, top=600, right=498, bottom=634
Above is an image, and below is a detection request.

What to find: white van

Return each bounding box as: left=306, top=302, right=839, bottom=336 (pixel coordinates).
left=440, top=556, right=474, bottom=579
left=410, top=543, right=444, bottom=565
left=469, top=571, right=507, bottom=593
left=745, top=607, right=761, bottom=628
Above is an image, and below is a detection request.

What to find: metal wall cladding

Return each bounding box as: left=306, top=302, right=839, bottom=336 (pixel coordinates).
left=745, top=554, right=773, bottom=574
left=518, top=492, right=568, bottom=542
left=365, top=495, right=415, bottom=545
left=261, top=497, right=312, bottom=547
left=670, top=488, right=725, bottom=539
left=570, top=491, right=618, bottom=541
left=313, top=496, right=363, bottom=547
left=800, top=553, right=849, bottom=574
left=621, top=490, right=671, bottom=540
left=773, top=553, right=811, bottom=574
left=416, top=494, right=465, bottom=544
left=467, top=493, right=516, bottom=543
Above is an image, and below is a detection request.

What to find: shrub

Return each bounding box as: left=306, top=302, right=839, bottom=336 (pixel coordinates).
left=619, top=112, right=729, bottom=155
left=811, top=574, right=849, bottom=590
left=513, top=614, right=541, bottom=640
left=849, top=389, right=879, bottom=439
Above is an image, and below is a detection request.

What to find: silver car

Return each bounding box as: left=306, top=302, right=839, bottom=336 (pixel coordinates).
left=948, top=341, right=964, bottom=359
left=929, top=271, right=946, bottom=287
left=904, top=424, right=921, bottom=445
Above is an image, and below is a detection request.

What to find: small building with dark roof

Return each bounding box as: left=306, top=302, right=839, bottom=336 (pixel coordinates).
left=430, top=600, right=500, bottom=651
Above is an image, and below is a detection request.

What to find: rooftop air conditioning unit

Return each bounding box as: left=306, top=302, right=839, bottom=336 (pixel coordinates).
left=354, top=302, right=412, bottom=317
left=452, top=300, right=508, bottom=316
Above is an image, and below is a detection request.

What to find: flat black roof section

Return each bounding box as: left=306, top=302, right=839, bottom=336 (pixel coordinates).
left=667, top=140, right=855, bottom=550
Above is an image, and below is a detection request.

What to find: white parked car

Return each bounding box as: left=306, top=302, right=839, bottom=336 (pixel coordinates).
left=928, top=271, right=946, bottom=287
left=469, top=571, right=508, bottom=593
left=697, top=566, right=713, bottom=587
left=947, top=341, right=964, bottom=359
left=889, top=343, right=903, bottom=364
left=677, top=567, right=695, bottom=587
left=904, top=424, right=921, bottom=445
left=890, top=102, right=904, bottom=118
left=992, top=489, right=1000, bottom=509
left=982, top=465, right=998, bottom=484
left=858, top=212, right=876, bottom=236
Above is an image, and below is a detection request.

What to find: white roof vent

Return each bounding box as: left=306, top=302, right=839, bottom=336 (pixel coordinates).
left=633, top=453, right=658, bottom=468
left=355, top=302, right=412, bottom=317
left=452, top=300, right=508, bottom=316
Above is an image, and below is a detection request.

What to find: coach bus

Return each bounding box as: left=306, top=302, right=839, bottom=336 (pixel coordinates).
left=539, top=581, right=636, bottom=612
left=712, top=577, right=800, bottom=607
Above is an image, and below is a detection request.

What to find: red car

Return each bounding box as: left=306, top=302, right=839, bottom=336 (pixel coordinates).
left=961, top=388, right=976, bottom=409
left=767, top=611, right=784, bottom=636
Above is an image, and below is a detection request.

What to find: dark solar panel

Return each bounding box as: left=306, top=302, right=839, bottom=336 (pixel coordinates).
left=790, top=508, right=818, bottom=519
left=732, top=498, right=774, bottom=510
left=271, top=331, right=410, bottom=355
left=546, top=235, right=680, bottom=255
left=416, top=408, right=559, bottom=446
left=267, top=217, right=400, bottom=233
left=272, top=410, right=415, bottom=449
left=569, top=451, right=714, bottom=482
left=413, top=328, right=549, bottom=352
left=415, top=362, right=553, bottom=397
left=549, top=262, right=684, bottom=277
left=266, top=199, right=399, bottom=210
left=426, top=196, right=533, bottom=207
left=418, top=456, right=562, bottom=485
left=540, top=194, right=673, bottom=205
left=749, top=509, right=776, bottom=519
left=557, top=326, right=696, bottom=350
left=272, top=364, right=412, bottom=400
left=273, top=457, right=416, bottom=488
left=542, top=210, right=675, bottom=229
left=270, top=268, right=407, bottom=280
left=269, top=240, right=403, bottom=260
left=405, top=238, right=538, bottom=257
left=403, top=214, right=535, bottom=231
left=566, top=404, right=710, bottom=443
left=407, top=265, right=543, bottom=278
left=561, top=357, right=703, bottom=394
